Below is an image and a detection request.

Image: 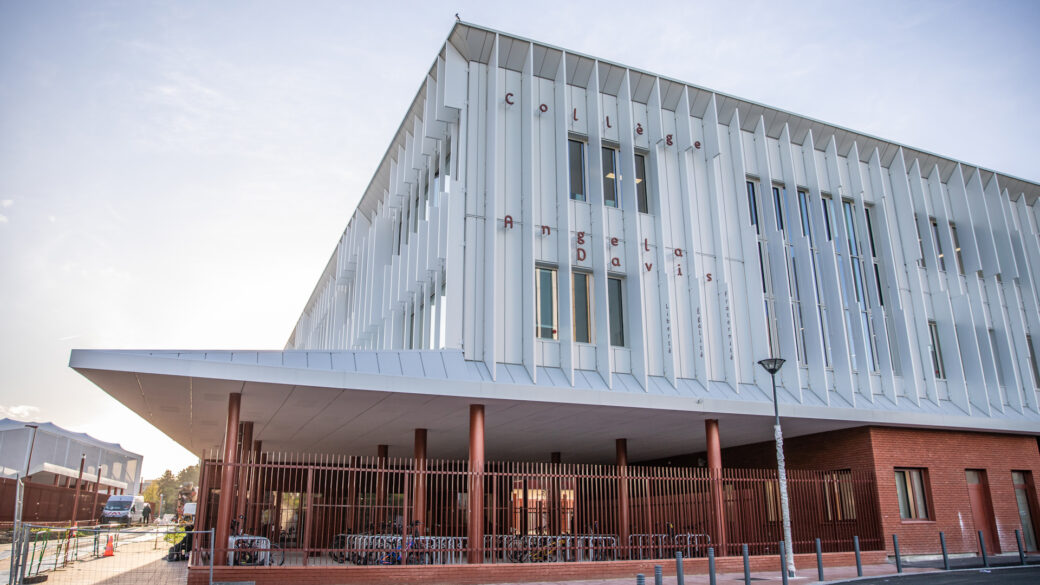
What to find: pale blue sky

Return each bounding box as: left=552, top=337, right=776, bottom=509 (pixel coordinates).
left=1, top=0, right=1038, bottom=477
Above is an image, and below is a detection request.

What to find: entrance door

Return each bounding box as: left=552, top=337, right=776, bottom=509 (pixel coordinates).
left=966, top=470, right=1000, bottom=553
left=1013, top=471, right=1039, bottom=551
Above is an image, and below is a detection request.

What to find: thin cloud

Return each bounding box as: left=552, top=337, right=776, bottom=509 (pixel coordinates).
left=1, top=200, right=12, bottom=208
left=0, top=405, right=41, bottom=420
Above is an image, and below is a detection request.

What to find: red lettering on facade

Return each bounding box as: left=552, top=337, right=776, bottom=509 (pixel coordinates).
left=645, top=262, right=653, bottom=272
left=605, top=116, right=612, bottom=129
left=666, top=134, right=674, bottom=146
left=610, top=237, right=619, bottom=247
left=503, top=215, right=514, bottom=228
left=577, top=231, right=585, bottom=245
left=539, top=103, right=548, bottom=113
left=673, top=248, right=683, bottom=257
left=636, top=123, right=644, bottom=135
left=611, top=257, right=621, bottom=267
left=644, top=238, right=650, bottom=252
left=677, top=264, right=683, bottom=275
left=573, top=108, right=578, bottom=121
left=706, top=272, right=712, bottom=282
left=541, top=225, right=551, bottom=236
left=694, top=140, right=702, bottom=149
left=505, top=93, right=515, bottom=105
left=577, top=248, right=586, bottom=261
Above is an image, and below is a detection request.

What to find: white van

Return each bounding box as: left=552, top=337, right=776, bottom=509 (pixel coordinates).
left=101, top=495, right=145, bottom=525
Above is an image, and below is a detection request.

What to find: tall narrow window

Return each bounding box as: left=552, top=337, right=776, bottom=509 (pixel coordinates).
left=1027, top=335, right=1040, bottom=388
left=915, top=215, right=925, bottom=267
left=844, top=201, right=878, bottom=371
left=799, top=190, right=831, bottom=366
left=821, top=194, right=834, bottom=241
left=747, top=181, right=761, bottom=232
left=749, top=181, right=777, bottom=355
left=536, top=267, right=558, bottom=340
left=635, top=153, right=649, bottom=213
left=775, top=185, right=805, bottom=363
left=928, top=320, right=946, bottom=379
left=608, top=277, right=625, bottom=347
left=989, top=329, right=1006, bottom=386
left=931, top=218, right=945, bottom=271
left=568, top=140, right=586, bottom=201
left=950, top=223, right=965, bottom=275
left=865, top=206, right=885, bottom=306
left=894, top=468, right=930, bottom=520
left=573, top=271, right=592, bottom=344
left=602, top=147, right=619, bottom=208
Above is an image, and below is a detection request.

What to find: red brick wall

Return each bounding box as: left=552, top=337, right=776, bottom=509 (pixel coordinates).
left=187, top=550, right=887, bottom=585
left=711, top=426, right=1040, bottom=556
left=868, top=427, right=1040, bottom=556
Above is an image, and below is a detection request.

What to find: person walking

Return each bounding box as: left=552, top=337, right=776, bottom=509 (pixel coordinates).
left=142, top=502, right=152, bottom=525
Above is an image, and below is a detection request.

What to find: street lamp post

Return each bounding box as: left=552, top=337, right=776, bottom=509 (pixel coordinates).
left=14, top=424, right=40, bottom=531
left=758, top=358, right=795, bottom=578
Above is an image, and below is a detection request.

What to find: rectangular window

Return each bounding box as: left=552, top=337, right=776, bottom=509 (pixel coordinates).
left=772, top=186, right=786, bottom=232
left=800, top=190, right=831, bottom=366
left=844, top=201, right=878, bottom=371
left=602, top=147, right=619, bottom=208
left=608, top=277, right=625, bottom=347
left=747, top=181, right=760, bottom=232
left=894, top=468, right=930, bottom=520
left=1012, top=471, right=1039, bottom=552
left=929, top=320, right=946, bottom=379
left=635, top=153, right=649, bottom=213
left=824, top=470, right=857, bottom=521
left=536, top=267, right=558, bottom=340
left=931, top=218, right=945, bottom=271
left=821, top=194, right=834, bottom=241
left=1027, top=335, right=1040, bottom=388
left=950, top=223, right=965, bottom=275
left=568, top=140, right=586, bottom=201
left=573, top=271, right=592, bottom=344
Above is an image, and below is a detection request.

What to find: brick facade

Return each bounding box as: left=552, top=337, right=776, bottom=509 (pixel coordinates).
left=713, top=426, right=1040, bottom=556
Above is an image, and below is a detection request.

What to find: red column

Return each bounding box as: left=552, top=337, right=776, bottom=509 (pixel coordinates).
left=215, top=393, right=241, bottom=563
left=413, top=429, right=427, bottom=535
left=468, top=405, right=485, bottom=564
left=705, top=419, right=727, bottom=554
left=346, top=456, right=358, bottom=533
left=550, top=452, right=562, bottom=535
left=616, top=439, right=630, bottom=559
left=235, top=422, right=253, bottom=531
left=70, top=454, right=86, bottom=524
left=248, top=440, right=263, bottom=533
left=376, top=444, right=388, bottom=528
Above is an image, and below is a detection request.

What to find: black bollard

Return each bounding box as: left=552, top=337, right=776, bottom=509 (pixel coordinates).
left=654, top=564, right=663, bottom=585
left=708, top=547, right=716, bottom=585
left=636, top=574, right=645, bottom=585
left=978, top=530, right=989, bottom=568
left=779, top=540, right=789, bottom=585
left=676, top=551, right=685, bottom=585
left=893, top=534, right=902, bottom=573
left=1016, top=529, right=1026, bottom=566
left=940, top=531, right=950, bottom=570
left=853, top=535, right=862, bottom=577
left=743, top=543, right=751, bottom=585
left=815, top=537, right=824, bottom=581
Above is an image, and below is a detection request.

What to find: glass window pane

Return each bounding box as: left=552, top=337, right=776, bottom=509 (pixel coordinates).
left=910, top=470, right=928, bottom=518
left=573, top=272, right=591, bottom=344
left=635, top=154, right=648, bottom=213
left=746, top=181, right=759, bottom=232
left=608, top=277, right=625, bottom=347
left=602, top=147, right=617, bottom=208
left=537, top=268, right=557, bottom=340
left=568, top=140, right=585, bottom=201
left=895, top=471, right=911, bottom=519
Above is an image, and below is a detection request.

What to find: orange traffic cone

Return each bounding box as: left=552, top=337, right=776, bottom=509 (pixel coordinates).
left=103, top=535, right=114, bottom=557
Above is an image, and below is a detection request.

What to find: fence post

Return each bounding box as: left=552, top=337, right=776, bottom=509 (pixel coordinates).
left=1016, top=529, right=1025, bottom=566
left=779, top=540, right=789, bottom=585
left=977, top=530, right=988, bottom=568
left=893, top=534, right=902, bottom=573
left=853, top=535, right=862, bottom=576
left=815, top=537, right=823, bottom=581
left=708, top=547, right=716, bottom=585
left=742, top=543, right=750, bottom=585
left=209, top=529, right=215, bottom=585
left=675, top=551, right=685, bottom=585
left=940, top=531, right=949, bottom=570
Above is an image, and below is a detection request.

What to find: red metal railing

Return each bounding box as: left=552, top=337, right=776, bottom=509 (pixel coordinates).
left=197, top=453, right=882, bottom=567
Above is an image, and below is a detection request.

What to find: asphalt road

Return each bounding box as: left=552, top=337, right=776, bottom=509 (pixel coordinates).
left=830, top=565, right=1040, bottom=584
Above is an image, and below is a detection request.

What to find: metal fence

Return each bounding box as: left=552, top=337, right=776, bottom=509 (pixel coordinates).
left=8, top=523, right=212, bottom=585
left=198, top=453, right=883, bottom=566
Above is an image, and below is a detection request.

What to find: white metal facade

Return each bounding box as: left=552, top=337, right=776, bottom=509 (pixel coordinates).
left=287, top=23, right=1040, bottom=430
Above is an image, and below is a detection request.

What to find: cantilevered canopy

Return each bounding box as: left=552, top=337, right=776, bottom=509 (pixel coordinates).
left=70, top=349, right=1036, bottom=463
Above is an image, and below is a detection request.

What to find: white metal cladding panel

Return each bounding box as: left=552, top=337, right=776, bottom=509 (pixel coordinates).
left=283, top=30, right=1040, bottom=425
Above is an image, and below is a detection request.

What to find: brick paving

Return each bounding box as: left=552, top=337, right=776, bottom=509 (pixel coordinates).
left=36, top=536, right=188, bottom=585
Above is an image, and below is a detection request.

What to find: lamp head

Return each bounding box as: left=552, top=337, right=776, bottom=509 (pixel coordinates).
left=758, top=357, right=786, bottom=375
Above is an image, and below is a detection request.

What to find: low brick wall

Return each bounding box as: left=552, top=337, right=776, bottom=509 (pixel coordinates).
left=188, top=550, right=887, bottom=585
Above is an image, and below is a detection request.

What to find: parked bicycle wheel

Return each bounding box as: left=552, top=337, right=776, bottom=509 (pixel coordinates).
left=267, top=543, right=285, bottom=566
